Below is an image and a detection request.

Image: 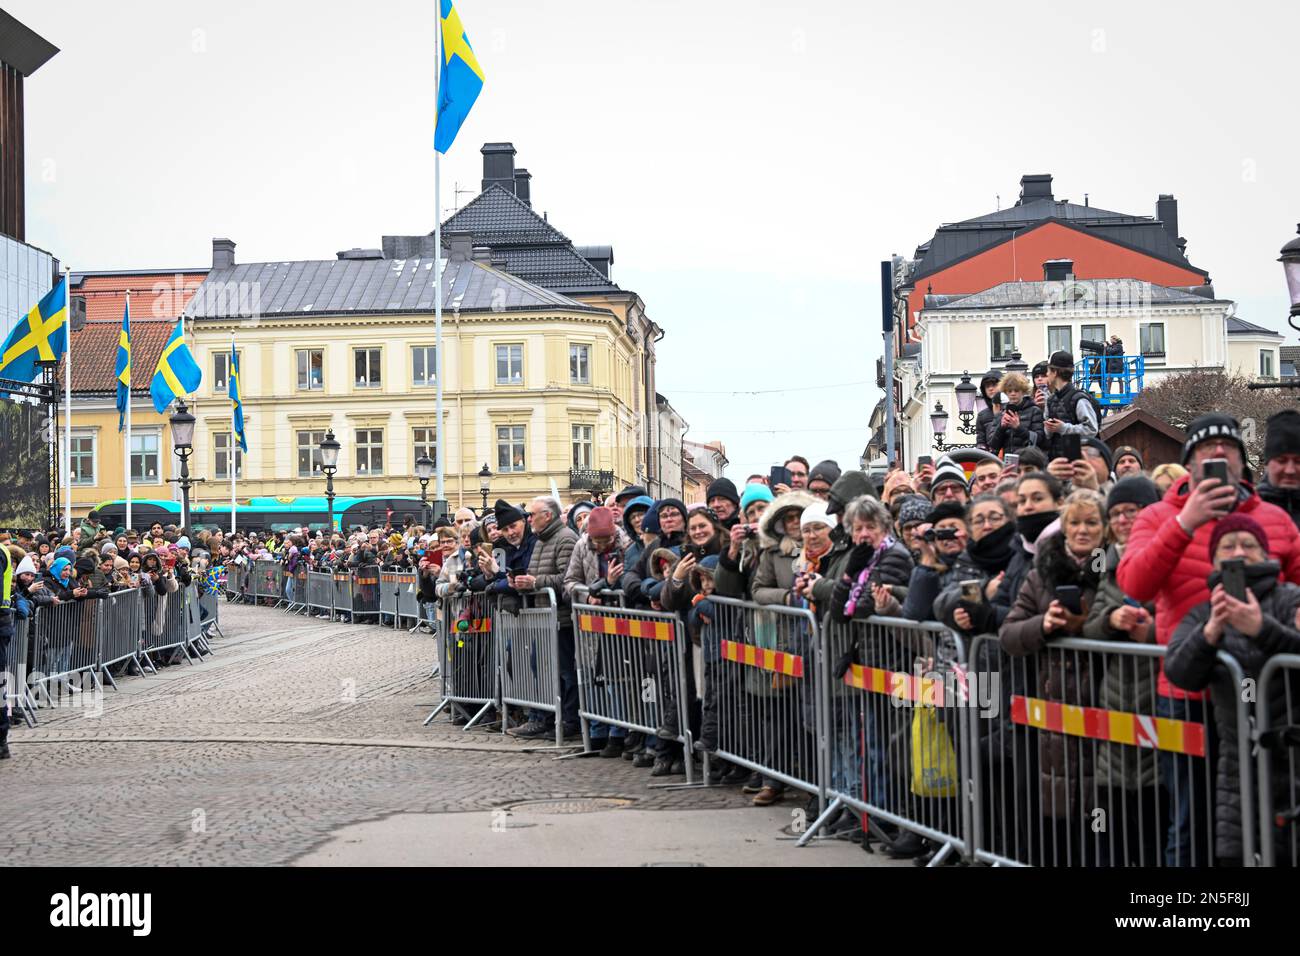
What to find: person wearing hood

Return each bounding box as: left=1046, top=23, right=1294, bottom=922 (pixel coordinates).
left=566, top=500, right=596, bottom=537
left=881, top=470, right=915, bottom=507
left=972, top=371, right=1004, bottom=451
left=806, top=460, right=842, bottom=501
left=614, top=496, right=654, bottom=604
left=71, top=555, right=109, bottom=600
left=933, top=494, right=1020, bottom=635
left=716, top=483, right=772, bottom=601
left=1166, top=513, right=1300, bottom=865
left=990, top=471, right=1065, bottom=624
left=630, top=498, right=687, bottom=610
left=987, top=371, right=1046, bottom=455
left=1257, top=408, right=1300, bottom=529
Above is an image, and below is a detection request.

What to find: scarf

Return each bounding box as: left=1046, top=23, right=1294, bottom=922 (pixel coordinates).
left=1016, top=509, right=1059, bottom=546
left=966, top=521, right=1017, bottom=576
left=843, top=534, right=897, bottom=618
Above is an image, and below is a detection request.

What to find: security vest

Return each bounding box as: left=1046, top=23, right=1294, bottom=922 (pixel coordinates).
left=0, top=545, right=12, bottom=612
left=1047, top=382, right=1101, bottom=458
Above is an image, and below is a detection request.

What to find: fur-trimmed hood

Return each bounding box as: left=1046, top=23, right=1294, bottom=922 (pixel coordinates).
left=758, top=490, right=818, bottom=555
left=648, top=547, right=681, bottom=582
left=1033, top=528, right=1102, bottom=593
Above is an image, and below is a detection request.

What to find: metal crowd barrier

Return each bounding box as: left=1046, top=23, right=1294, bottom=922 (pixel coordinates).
left=572, top=601, right=698, bottom=783
left=224, top=562, right=248, bottom=603
left=183, top=584, right=211, bottom=658
left=966, top=634, right=1249, bottom=867
left=5, top=616, right=37, bottom=727
left=704, top=595, right=822, bottom=804
left=1256, top=654, right=1300, bottom=867
left=197, top=588, right=224, bottom=639
left=424, top=588, right=499, bottom=729
left=307, top=570, right=335, bottom=618
left=140, top=586, right=197, bottom=667
left=29, top=600, right=103, bottom=698
left=379, top=570, right=422, bottom=630
left=570, top=585, right=627, bottom=608
left=498, top=588, right=562, bottom=748
left=98, top=588, right=145, bottom=687
left=805, top=616, right=969, bottom=865
left=284, top=565, right=310, bottom=614
left=332, top=571, right=354, bottom=620
left=350, top=564, right=381, bottom=624
left=250, top=559, right=284, bottom=607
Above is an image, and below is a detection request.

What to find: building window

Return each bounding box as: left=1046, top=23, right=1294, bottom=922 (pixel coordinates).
left=213, top=350, right=240, bottom=392
left=214, top=432, right=243, bottom=480
left=297, top=430, right=326, bottom=478
left=1261, top=350, right=1276, bottom=379
left=572, top=424, right=593, bottom=470
left=355, top=429, right=384, bottom=476
left=990, top=327, right=1015, bottom=361
left=297, top=349, right=324, bottom=390
left=69, top=434, right=95, bottom=485
left=412, top=346, right=437, bottom=387
left=130, top=432, right=161, bottom=484
left=353, top=348, right=381, bottom=388
left=1139, top=322, right=1166, bottom=356
left=570, top=344, right=590, bottom=385
left=412, top=427, right=437, bottom=466
left=495, top=344, right=523, bottom=385
left=1047, top=326, right=1072, bottom=357
left=1081, top=324, right=1107, bottom=347
left=497, top=425, right=526, bottom=473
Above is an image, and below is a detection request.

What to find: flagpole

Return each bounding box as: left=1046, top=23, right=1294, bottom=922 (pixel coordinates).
left=63, top=267, right=72, bottom=533
left=434, top=8, right=445, bottom=508
left=230, top=330, right=237, bottom=536
left=125, top=289, right=133, bottom=532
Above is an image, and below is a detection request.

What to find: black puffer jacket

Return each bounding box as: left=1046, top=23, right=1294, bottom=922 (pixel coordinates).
left=1166, top=561, right=1300, bottom=864
left=1257, top=479, right=1300, bottom=530
left=824, top=538, right=914, bottom=622
left=987, top=395, right=1046, bottom=454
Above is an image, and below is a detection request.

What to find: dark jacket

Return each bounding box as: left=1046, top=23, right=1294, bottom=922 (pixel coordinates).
left=1257, top=478, right=1300, bottom=530
left=825, top=538, right=914, bottom=622
left=987, top=395, right=1046, bottom=454
left=1165, top=561, right=1300, bottom=863
left=900, top=549, right=984, bottom=623
left=526, top=516, right=578, bottom=611
left=999, top=531, right=1102, bottom=818
left=934, top=521, right=1020, bottom=635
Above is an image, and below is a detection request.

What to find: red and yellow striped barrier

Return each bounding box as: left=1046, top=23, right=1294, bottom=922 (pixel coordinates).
left=842, top=663, right=960, bottom=705
left=1010, top=695, right=1206, bottom=757
left=720, top=639, right=803, bottom=678
left=578, top=614, right=674, bottom=642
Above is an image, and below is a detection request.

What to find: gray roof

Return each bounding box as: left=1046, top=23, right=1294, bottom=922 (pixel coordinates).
left=1281, top=345, right=1300, bottom=363
left=184, top=255, right=603, bottom=320
left=934, top=280, right=1221, bottom=311
left=0, top=9, right=58, bottom=76
left=909, top=198, right=1205, bottom=284
left=1226, top=316, right=1282, bottom=336
left=439, top=185, right=619, bottom=294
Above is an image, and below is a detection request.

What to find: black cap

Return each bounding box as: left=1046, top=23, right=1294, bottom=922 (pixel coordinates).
left=493, top=499, right=526, bottom=528
left=615, top=485, right=647, bottom=504
left=1031, top=360, right=1049, bottom=379
left=1048, top=350, right=1074, bottom=371
left=704, top=477, right=740, bottom=507
left=926, top=501, right=966, bottom=525
left=1107, top=476, right=1161, bottom=512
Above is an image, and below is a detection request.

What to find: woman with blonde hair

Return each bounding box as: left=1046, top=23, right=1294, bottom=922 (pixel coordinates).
left=1150, top=462, right=1188, bottom=495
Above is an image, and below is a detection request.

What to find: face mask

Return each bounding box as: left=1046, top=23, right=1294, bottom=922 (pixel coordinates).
left=1016, top=509, right=1059, bottom=543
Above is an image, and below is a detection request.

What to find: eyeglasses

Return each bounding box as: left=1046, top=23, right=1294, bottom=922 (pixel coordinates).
left=1108, top=506, right=1140, bottom=521
left=969, top=512, right=1007, bottom=529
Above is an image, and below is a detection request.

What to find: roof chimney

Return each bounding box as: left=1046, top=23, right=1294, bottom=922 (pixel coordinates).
left=481, top=142, right=517, bottom=193
left=577, top=245, right=614, bottom=279
left=212, top=238, right=236, bottom=271
left=514, top=168, right=531, bottom=205
left=471, top=245, right=492, bottom=262
left=1017, top=174, right=1054, bottom=206
left=1157, top=194, right=1180, bottom=243
left=1043, top=259, right=1074, bottom=282
left=447, top=230, right=473, bottom=262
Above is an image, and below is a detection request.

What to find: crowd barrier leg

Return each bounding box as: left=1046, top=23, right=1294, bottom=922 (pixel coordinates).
left=1254, top=654, right=1300, bottom=867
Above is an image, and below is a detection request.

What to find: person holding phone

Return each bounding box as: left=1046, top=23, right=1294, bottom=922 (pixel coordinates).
left=1166, top=512, right=1300, bottom=866
left=988, top=371, right=1046, bottom=455
left=971, top=371, right=1004, bottom=451
left=1041, top=351, right=1100, bottom=461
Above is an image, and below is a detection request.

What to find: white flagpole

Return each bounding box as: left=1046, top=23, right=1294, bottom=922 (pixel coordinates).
left=434, top=9, right=445, bottom=508
left=63, top=267, right=72, bottom=533
left=230, top=330, right=237, bottom=536
left=125, top=289, right=133, bottom=532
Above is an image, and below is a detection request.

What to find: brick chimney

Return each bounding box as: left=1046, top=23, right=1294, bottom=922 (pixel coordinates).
left=212, top=238, right=236, bottom=270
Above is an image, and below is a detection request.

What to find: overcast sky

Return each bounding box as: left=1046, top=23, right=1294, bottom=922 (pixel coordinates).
left=15, top=0, right=1300, bottom=480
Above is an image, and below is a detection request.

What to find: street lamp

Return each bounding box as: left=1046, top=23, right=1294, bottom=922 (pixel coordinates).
left=415, top=453, right=434, bottom=524
left=1004, top=351, right=1029, bottom=375
left=478, top=463, right=492, bottom=517
left=1281, top=224, right=1300, bottom=332
left=320, top=430, right=340, bottom=532
left=931, top=400, right=974, bottom=453
left=169, top=399, right=196, bottom=530
left=954, top=371, right=980, bottom=436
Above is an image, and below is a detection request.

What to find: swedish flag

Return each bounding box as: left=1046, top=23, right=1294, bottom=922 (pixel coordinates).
left=150, top=320, right=202, bottom=413
left=229, top=343, right=247, bottom=453
left=434, top=0, right=484, bottom=154
left=0, top=277, right=68, bottom=385
left=115, top=299, right=131, bottom=432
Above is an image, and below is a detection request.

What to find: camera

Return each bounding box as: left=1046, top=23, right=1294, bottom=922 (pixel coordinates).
left=924, top=527, right=960, bottom=543
left=742, top=526, right=758, bottom=539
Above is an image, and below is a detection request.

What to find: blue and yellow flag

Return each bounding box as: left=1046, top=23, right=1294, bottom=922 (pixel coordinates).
left=0, top=276, right=68, bottom=385
left=434, top=0, right=484, bottom=154
left=115, top=298, right=131, bottom=432
left=150, top=320, right=202, bottom=413
left=229, top=343, right=247, bottom=453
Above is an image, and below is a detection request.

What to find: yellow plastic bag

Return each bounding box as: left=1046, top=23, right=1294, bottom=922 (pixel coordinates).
left=910, top=707, right=959, bottom=798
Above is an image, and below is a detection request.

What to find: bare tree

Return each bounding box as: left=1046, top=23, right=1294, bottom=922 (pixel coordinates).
left=1130, top=368, right=1298, bottom=465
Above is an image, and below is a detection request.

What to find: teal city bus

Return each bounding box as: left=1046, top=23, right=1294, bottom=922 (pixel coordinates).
left=94, top=495, right=434, bottom=534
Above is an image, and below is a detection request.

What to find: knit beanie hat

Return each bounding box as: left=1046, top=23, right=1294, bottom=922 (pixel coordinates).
left=74, top=555, right=97, bottom=576
left=1113, top=445, right=1144, bottom=470
left=1084, top=438, right=1115, bottom=473
left=493, top=499, right=526, bottom=528
left=799, top=501, right=838, bottom=530
left=586, top=506, right=616, bottom=538
left=809, top=459, right=842, bottom=487
left=1209, top=512, right=1269, bottom=559
left=15, top=555, right=37, bottom=577
left=100, top=541, right=117, bottom=557
left=930, top=456, right=968, bottom=499
left=1106, top=475, right=1161, bottom=512
left=705, top=477, right=740, bottom=508
left=897, top=495, right=931, bottom=528
left=640, top=502, right=662, bottom=536
left=176, top=536, right=192, bottom=550
left=926, top=501, right=967, bottom=526
left=739, top=482, right=774, bottom=513
left=1264, top=409, right=1300, bottom=462
left=1181, top=413, right=1247, bottom=467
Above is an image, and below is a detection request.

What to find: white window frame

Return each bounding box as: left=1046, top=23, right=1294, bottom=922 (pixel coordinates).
left=1261, top=350, right=1276, bottom=379
left=570, top=344, right=590, bottom=385
left=1139, top=322, right=1166, bottom=356
left=355, top=428, right=385, bottom=476
left=353, top=347, right=382, bottom=389
left=214, top=431, right=244, bottom=480
left=130, top=430, right=163, bottom=485
left=571, top=424, right=593, bottom=470
left=66, top=431, right=97, bottom=486
left=495, top=344, right=524, bottom=386
left=411, top=345, right=437, bottom=387
left=412, top=426, right=437, bottom=467
left=297, top=348, right=324, bottom=391
left=297, top=430, right=326, bottom=478
left=213, top=350, right=241, bottom=393
left=1047, top=326, right=1072, bottom=358
left=497, top=425, right=526, bottom=473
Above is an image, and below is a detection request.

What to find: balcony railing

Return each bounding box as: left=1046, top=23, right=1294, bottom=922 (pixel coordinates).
left=569, top=468, right=614, bottom=492
left=1076, top=354, right=1146, bottom=409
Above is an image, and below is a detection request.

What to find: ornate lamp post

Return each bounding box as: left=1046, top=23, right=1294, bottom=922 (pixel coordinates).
left=320, top=430, right=341, bottom=532
left=954, top=371, right=980, bottom=436
left=168, top=399, right=197, bottom=530
left=415, top=454, right=434, bottom=525
left=1004, top=351, right=1029, bottom=375
left=1282, top=225, right=1300, bottom=332
left=931, top=400, right=975, bottom=453
left=478, top=463, right=492, bottom=517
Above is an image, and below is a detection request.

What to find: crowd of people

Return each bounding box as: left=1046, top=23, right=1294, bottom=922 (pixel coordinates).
left=3, top=348, right=1299, bottom=866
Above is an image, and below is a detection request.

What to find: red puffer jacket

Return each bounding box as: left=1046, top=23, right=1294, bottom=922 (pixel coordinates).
left=1117, top=476, right=1300, bottom=699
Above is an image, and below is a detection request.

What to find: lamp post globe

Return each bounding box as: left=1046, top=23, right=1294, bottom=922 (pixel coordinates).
left=1281, top=224, right=1300, bottom=330
left=478, top=463, right=492, bottom=516
left=320, top=430, right=341, bottom=532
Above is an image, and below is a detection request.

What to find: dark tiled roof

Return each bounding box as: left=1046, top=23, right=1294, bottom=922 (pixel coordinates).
left=935, top=280, right=1219, bottom=310
left=184, top=255, right=601, bottom=320
left=1226, top=316, right=1282, bottom=336
left=1280, top=345, right=1300, bottom=364
left=438, top=185, right=619, bottom=293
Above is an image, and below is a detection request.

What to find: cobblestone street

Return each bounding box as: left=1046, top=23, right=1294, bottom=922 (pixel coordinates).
left=6, top=602, right=883, bottom=866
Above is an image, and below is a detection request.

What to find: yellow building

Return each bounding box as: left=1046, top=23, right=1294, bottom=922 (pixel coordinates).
left=183, top=236, right=644, bottom=509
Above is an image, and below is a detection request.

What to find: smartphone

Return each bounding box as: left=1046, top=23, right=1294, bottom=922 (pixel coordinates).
left=999, top=392, right=1009, bottom=405
left=1062, top=435, right=1082, bottom=462
left=684, top=543, right=708, bottom=561
left=1203, top=458, right=1230, bottom=487
left=769, top=465, right=792, bottom=488
left=1005, top=453, right=1020, bottom=470
left=917, top=455, right=933, bottom=469
left=1220, top=558, right=1247, bottom=602
left=960, top=579, right=983, bottom=603
left=1054, top=585, right=1083, bottom=615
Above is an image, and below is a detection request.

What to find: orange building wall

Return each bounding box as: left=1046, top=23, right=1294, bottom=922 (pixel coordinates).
left=905, top=222, right=1207, bottom=339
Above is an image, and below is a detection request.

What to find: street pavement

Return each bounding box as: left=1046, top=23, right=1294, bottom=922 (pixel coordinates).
left=4, top=601, right=897, bottom=867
